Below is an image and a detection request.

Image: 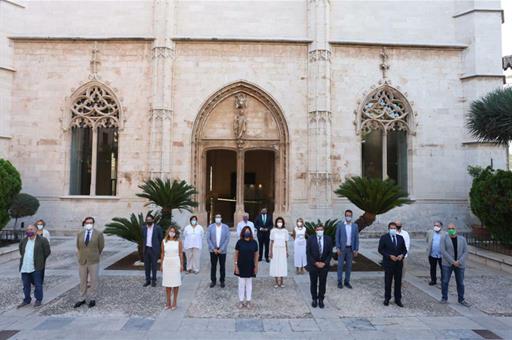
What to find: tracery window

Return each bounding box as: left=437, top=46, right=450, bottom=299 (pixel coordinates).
left=358, top=85, right=413, bottom=190
left=69, top=84, right=119, bottom=196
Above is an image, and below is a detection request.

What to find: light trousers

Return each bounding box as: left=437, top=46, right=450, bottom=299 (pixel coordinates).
left=79, top=263, right=98, bottom=300
left=185, top=247, right=201, bottom=272
left=238, top=277, right=253, bottom=302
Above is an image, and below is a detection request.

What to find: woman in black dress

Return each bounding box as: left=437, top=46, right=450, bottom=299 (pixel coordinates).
left=234, top=226, right=259, bottom=309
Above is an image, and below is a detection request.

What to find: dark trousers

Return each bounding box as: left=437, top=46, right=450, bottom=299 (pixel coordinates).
left=257, top=231, right=270, bottom=260
left=144, top=246, right=158, bottom=283
left=21, top=270, right=43, bottom=303
left=210, top=252, right=226, bottom=283
left=442, top=265, right=465, bottom=302
left=384, top=262, right=403, bottom=302
left=428, top=256, right=443, bottom=283
left=309, top=268, right=328, bottom=301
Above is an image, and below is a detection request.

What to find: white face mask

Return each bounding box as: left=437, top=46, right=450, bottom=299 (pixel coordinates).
left=316, top=230, right=324, bottom=237
left=277, top=222, right=283, bottom=228
left=191, top=220, right=197, bottom=226
left=215, top=218, right=222, bottom=224
left=168, top=232, right=175, bottom=238
left=434, top=226, right=441, bottom=232
left=297, top=222, right=303, bottom=228
left=84, top=224, right=94, bottom=230
left=37, top=224, right=44, bottom=230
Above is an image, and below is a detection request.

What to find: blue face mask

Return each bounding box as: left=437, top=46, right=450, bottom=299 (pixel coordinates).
left=345, top=216, right=352, bottom=222
left=244, top=232, right=252, bottom=238
left=389, top=229, right=397, bottom=236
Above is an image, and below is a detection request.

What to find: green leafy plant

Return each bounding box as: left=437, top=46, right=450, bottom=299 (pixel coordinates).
left=8, top=193, right=40, bottom=227
left=136, top=178, right=198, bottom=230
left=304, top=219, right=339, bottom=241
left=334, top=176, right=412, bottom=231
left=0, top=159, right=22, bottom=230
left=469, top=166, right=512, bottom=245
left=466, top=87, right=512, bottom=145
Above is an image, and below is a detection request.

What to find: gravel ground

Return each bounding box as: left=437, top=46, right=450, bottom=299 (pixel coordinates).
left=0, top=276, right=68, bottom=313
left=186, top=277, right=312, bottom=319
left=326, top=278, right=459, bottom=317
left=45, top=251, right=117, bottom=270
left=39, top=276, right=165, bottom=317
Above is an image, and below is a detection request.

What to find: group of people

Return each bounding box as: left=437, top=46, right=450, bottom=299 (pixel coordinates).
left=16, top=209, right=470, bottom=311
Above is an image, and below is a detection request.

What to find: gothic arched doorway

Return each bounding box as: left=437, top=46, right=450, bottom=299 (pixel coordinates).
left=191, top=81, right=289, bottom=227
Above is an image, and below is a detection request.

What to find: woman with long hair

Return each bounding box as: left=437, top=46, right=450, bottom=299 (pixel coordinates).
left=269, top=217, right=289, bottom=288
left=160, top=226, right=184, bottom=310
left=234, top=226, right=259, bottom=308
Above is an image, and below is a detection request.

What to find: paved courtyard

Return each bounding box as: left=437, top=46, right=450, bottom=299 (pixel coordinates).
left=0, top=234, right=511, bottom=339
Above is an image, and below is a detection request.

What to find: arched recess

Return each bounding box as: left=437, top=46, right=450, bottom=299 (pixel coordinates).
left=191, top=81, right=290, bottom=225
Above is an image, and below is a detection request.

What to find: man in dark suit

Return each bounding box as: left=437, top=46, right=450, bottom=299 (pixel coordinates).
left=306, top=224, right=333, bottom=309
left=254, top=208, right=273, bottom=262
left=378, top=222, right=407, bottom=307
left=141, top=214, right=163, bottom=287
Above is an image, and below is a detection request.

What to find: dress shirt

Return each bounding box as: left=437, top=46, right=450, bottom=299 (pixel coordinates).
left=318, top=236, right=324, bottom=254
left=345, top=223, right=352, bottom=247
left=431, top=232, right=442, bottom=258
left=146, top=225, right=153, bottom=247
left=21, top=238, right=36, bottom=273
left=84, top=229, right=93, bottom=244
left=398, top=229, right=410, bottom=257
left=183, top=224, right=204, bottom=249
left=236, top=221, right=255, bottom=237
left=215, top=224, right=222, bottom=248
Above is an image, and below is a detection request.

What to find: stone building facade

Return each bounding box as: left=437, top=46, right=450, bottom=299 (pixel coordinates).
left=0, top=0, right=507, bottom=233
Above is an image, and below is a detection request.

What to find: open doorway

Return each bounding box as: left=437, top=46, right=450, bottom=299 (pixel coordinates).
left=244, top=150, right=275, bottom=220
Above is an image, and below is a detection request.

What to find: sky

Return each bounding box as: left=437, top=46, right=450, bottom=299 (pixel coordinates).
left=503, top=0, right=512, bottom=56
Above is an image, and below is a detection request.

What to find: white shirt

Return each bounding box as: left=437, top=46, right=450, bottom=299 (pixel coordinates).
left=21, top=238, right=36, bottom=273
left=345, top=223, right=352, bottom=247
left=398, top=229, right=410, bottom=257
left=183, top=224, right=204, bottom=249
left=146, top=225, right=154, bottom=247
left=84, top=229, right=94, bottom=244
left=317, top=236, right=324, bottom=254
left=215, top=224, right=222, bottom=248
left=236, top=220, right=255, bottom=238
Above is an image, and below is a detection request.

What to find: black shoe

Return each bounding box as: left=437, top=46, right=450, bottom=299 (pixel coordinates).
left=311, top=299, right=318, bottom=308
left=143, top=281, right=151, bottom=287
left=265, top=259, right=270, bottom=263
left=151, top=281, right=157, bottom=287
left=258, top=258, right=263, bottom=262
left=88, top=300, right=96, bottom=308
left=383, top=300, right=389, bottom=306
left=337, top=282, right=343, bottom=289
left=210, top=282, right=216, bottom=288
left=318, top=300, right=325, bottom=309
left=428, top=281, right=436, bottom=286
left=17, top=301, right=30, bottom=309
left=396, top=301, right=404, bottom=308
left=74, top=300, right=86, bottom=308
left=344, top=282, right=353, bottom=289
left=220, top=282, right=225, bottom=288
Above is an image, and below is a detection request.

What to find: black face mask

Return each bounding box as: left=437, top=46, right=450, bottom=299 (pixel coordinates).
left=147, top=222, right=153, bottom=226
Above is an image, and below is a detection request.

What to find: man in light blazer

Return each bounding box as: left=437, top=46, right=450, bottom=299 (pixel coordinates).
left=335, top=209, right=359, bottom=289
left=440, top=223, right=470, bottom=306
left=74, top=217, right=104, bottom=308
left=426, top=221, right=445, bottom=285
left=206, top=214, right=230, bottom=288
left=141, top=214, right=163, bottom=287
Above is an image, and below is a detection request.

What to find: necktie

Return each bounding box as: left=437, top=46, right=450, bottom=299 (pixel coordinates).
left=263, top=215, right=266, bottom=224
left=85, top=231, right=90, bottom=246
left=318, top=237, right=323, bottom=254
left=392, top=235, right=396, bottom=247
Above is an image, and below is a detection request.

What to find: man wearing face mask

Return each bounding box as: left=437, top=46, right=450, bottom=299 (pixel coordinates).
left=74, top=217, right=104, bottom=308
left=17, top=225, right=51, bottom=308
left=255, top=208, right=273, bottom=262
left=335, top=209, right=360, bottom=289
left=440, top=224, right=470, bottom=306
left=141, top=214, right=163, bottom=287
left=206, top=214, right=230, bottom=288
left=378, top=222, right=407, bottom=307
left=306, top=224, right=333, bottom=309
left=426, top=221, right=445, bottom=286
left=395, top=220, right=410, bottom=283
left=236, top=212, right=256, bottom=239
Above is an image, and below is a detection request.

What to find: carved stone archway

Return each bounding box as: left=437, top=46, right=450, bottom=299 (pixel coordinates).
left=191, top=81, right=289, bottom=225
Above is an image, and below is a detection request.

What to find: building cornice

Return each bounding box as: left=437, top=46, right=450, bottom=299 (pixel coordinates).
left=0, top=0, right=25, bottom=8
left=453, top=9, right=504, bottom=23
left=330, top=40, right=467, bottom=50
left=460, top=74, right=505, bottom=83
left=0, top=66, right=15, bottom=72
left=8, top=36, right=154, bottom=42
left=172, top=36, right=312, bottom=44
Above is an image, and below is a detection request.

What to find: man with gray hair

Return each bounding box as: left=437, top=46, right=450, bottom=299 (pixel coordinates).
left=236, top=212, right=256, bottom=238
left=426, top=221, right=445, bottom=285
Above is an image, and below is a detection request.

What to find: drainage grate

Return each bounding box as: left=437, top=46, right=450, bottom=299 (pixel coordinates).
left=472, top=329, right=503, bottom=339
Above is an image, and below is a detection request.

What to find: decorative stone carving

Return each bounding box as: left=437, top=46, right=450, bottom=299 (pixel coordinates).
left=152, top=46, right=175, bottom=59
left=308, top=110, right=332, bottom=123
left=150, top=108, right=172, bottom=120
left=233, top=93, right=248, bottom=144
left=308, top=49, right=332, bottom=63
left=70, top=85, right=120, bottom=129
left=380, top=47, right=390, bottom=79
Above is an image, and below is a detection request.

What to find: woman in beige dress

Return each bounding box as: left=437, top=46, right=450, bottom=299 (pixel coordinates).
left=160, top=226, right=184, bottom=310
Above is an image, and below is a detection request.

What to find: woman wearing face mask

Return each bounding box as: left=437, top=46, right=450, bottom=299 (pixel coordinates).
left=292, top=218, right=307, bottom=274
left=269, top=217, right=289, bottom=288
left=160, top=226, right=184, bottom=310
left=234, top=226, right=259, bottom=308
left=183, top=216, right=204, bottom=274
left=35, top=219, right=51, bottom=243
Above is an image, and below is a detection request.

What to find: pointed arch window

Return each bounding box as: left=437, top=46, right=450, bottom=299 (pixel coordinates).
left=357, top=85, right=414, bottom=190
left=69, top=84, right=120, bottom=196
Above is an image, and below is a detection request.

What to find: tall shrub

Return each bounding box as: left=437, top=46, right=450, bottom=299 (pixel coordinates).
left=0, top=159, right=22, bottom=230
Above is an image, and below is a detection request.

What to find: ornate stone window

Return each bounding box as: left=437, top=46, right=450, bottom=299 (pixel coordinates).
left=356, top=84, right=415, bottom=190
left=69, top=83, right=120, bottom=196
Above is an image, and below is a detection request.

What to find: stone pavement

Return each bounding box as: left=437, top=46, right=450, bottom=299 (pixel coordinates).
left=0, top=234, right=511, bottom=340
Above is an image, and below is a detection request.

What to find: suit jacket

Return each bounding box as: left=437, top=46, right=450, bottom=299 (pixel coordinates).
left=76, top=229, right=105, bottom=265
left=19, top=235, right=51, bottom=272
left=305, top=234, right=333, bottom=272
left=378, top=233, right=407, bottom=268
left=426, top=230, right=446, bottom=256
left=254, top=213, right=273, bottom=233
left=335, top=221, right=360, bottom=251
left=441, top=235, right=468, bottom=268
left=206, top=223, right=230, bottom=254
left=141, top=224, right=163, bottom=254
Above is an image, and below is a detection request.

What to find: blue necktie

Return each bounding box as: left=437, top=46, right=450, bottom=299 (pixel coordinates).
left=318, top=237, right=323, bottom=254
left=85, top=231, right=91, bottom=246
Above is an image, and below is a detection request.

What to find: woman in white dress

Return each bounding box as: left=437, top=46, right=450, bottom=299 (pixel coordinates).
left=292, top=218, right=307, bottom=274
left=160, top=226, right=184, bottom=310
left=269, top=217, right=289, bottom=288
left=183, top=215, right=204, bottom=274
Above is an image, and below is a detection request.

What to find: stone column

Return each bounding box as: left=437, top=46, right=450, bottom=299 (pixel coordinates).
left=234, top=149, right=245, bottom=225
left=148, top=0, right=175, bottom=178
left=307, top=0, right=333, bottom=207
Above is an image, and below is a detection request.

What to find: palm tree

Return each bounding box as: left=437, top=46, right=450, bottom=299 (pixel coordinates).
left=334, top=176, right=412, bottom=231
left=136, top=178, right=198, bottom=228
left=466, top=87, right=512, bottom=146
left=304, top=219, right=339, bottom=240
left=104, top=212, right=146, bottom=261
